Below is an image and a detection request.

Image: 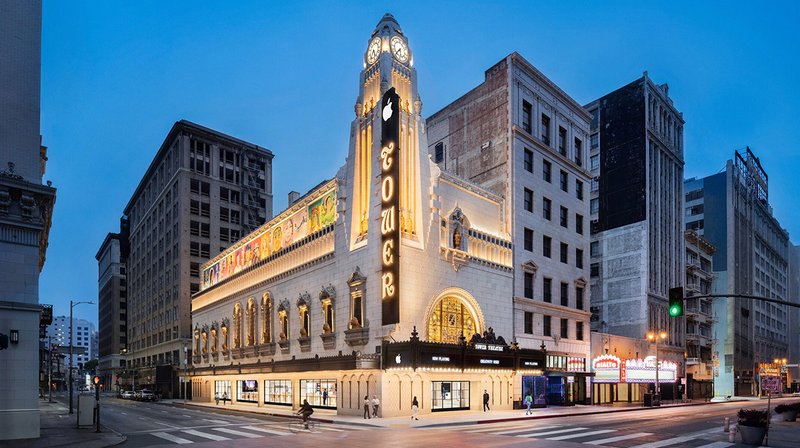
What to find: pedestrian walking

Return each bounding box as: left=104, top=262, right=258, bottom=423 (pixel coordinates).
left=372, top=395, right=380, bottom=417
left=411, top=396, right=419, bottom=420
left=215, top=391, right=220, bottom=406
left=483, top=389, right=490, bottom=412
left=222, top=391, right=228, bottom=405
left=363, top=395, right=371, bottom=419
left=322, top=389, right=328, bottom=406
left=524, top=391, right=533, bottom=415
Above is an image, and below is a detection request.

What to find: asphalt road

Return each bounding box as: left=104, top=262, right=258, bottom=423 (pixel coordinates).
left=64, top=394, right=798, bottom=448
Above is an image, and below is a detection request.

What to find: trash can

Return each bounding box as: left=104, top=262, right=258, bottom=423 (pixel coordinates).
left=643, top=393, right=652, bottom=407
left=653, top=394, right=661, bottom=407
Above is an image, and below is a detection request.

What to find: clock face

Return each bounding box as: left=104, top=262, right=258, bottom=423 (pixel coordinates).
left=390, top=36, right=409, bottom=63
left=367, top=37, right=381, bottom=65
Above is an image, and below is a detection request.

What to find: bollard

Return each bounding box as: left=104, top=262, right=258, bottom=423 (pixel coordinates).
left=724, top=417, right=730, bottom=432
left=728, top=424, right=736, bottom=443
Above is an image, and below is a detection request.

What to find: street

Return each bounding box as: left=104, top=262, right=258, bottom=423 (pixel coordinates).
left=55, top=393, right=799, bottom=448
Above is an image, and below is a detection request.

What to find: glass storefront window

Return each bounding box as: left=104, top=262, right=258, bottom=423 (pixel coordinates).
left=237, top=379, right=259, bottom=403
left=521, top=375, right=547, bottom=405
left=299, top=379, right=336, bottom=408
left=214, top=380, right=231, bottom=400
left=264, top=380, right=292, bottom=405
left=431, top=381, right=470, bottom=411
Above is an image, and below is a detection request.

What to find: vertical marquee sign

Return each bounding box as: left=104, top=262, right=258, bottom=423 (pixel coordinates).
left=380, top=87, right=401, bottom=325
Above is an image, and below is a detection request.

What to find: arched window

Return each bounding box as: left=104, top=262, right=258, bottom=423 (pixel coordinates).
left=220, top=319, right=229, bottom=351
left=210, top=322, right=218, bottom=354
left=427, top=296, right=478, bottom=344
left=193, top=325, right=200, bottom=354
left=233, top=303, right=242, bottom=349
left=319, top=285, right=335, bottom=333
left=246, top=298, right=256, bottom=347
left=201, top=326, right=208, bottom=354
left=297, top=293, right=311, bottom=338
left=278, top=300, right=289, bottom=341
left=261, top=292, right=273, bottom=344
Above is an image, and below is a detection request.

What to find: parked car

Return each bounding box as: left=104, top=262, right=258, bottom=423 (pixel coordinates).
left=138, top=389, right=156, bottom=401
left=121, top=390, right=135, bottom=399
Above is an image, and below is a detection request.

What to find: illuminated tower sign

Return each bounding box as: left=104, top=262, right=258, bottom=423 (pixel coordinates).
left=381, top=87, right=401, bottom=325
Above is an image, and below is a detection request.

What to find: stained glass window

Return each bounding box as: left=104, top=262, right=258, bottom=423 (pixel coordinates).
left=427, top=297, right=477, bottom=343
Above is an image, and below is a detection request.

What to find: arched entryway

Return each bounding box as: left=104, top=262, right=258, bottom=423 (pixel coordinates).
left=423, top=288, right=485, bottom=343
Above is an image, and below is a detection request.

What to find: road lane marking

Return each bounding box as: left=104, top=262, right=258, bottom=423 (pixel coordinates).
left=517, top=427, right=588, bottom=438
left=182, top=429, right=231, bottom=441
left=695, top=443, right=733, bottom=448
left=202, top=418, right=230, bottom=425
left=494, top=425, right=562, bottom=435
left=212, top=427, right=262, bottom=438
left=467, top=422, right=546, bottom=433
left=584, top=432, right=653, bottom=445
left=152, top=432, right=193, bottom=444
left=241, top=426, right=292, bottom=435
left=547, top=429, right=616, bottom=441
left=628, top=436, right=697, bottom=448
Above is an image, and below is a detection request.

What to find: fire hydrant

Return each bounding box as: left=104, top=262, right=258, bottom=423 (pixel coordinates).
left=728, top=424, right=736, bottom=443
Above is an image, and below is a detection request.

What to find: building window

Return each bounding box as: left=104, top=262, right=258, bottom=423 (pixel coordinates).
left=590, top=154, right=599, bottom=170
left=590, top=198, right=599, bottom=214
left=543, top=278, right=552, bottom=303
left=576, top=180, right=584, bottom=200
left=576, top=214, right=584, bottom=234
left=434, top=142, right=445, bottom=163
left=576, top=248, right=584, bottom=269
left=524, top=312, right=533, bottom=334
left=560, top=170, right=568, bottom=192
left=574, top=138, right=583, bottom=166
left=524, top=188, right=533, bottom=212
left=576, top=287, right=585, bottom=310
left=543, top=315, right=551, bottom=336
left=560, top=206, right=568, bottom=227
left=576, top=321, right=584, bottom=341
left=524, top=272, right=534, bottom=299
left=590, top=133, right=599, bottom=149
left=591, top=177, right=599, bottom=192
left=543, top=160, right=552, bottom=183
left=348, top=268, right=367, bottom=329
left=543, top=235, right=551, bottom=258
left=522, top=100, right=532, bottom=133
left=558, top=127, right=567, bottom=155
left=561, top=318, right=569, bottom=339
left=264, top=380, right=292, bottom=405
left=524, top=148, right=533, bottom=172
left=541, top=114, right=551, bottom=145
left=215, top=381, right=232, bottom=401
left=300, top=379, right=337, bottom=408
left=261, top=292, right=273, bottom=344
left=427, top=296, right=478, bottom=344
left=560, top=282, right=569, bottom=307
left=560, top=242, right=568, bottom=264
left=590, top=241, right=601, bottom=257
left=590, top=263, right=599, bottom=277
left=320, top=288, right=335, bottom=334
left=524, top=228, right=534, bottom=252
left=543, top=197, right=552, bottom=220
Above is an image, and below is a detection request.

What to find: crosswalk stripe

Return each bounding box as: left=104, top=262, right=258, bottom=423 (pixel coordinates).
left=152, top=432, right=193, bottom=444
left=494, top=425, right=562, bottom=435
left=628, top=435, right=696, bottom=448
left=241, top=425, right=292, bottom=435
left=547, top=429, right=616, bottom=441
left=468, top=422, right=544, bottom=433
left=584, top=432, right=653, bottom=445
left=182, top=429, right=231, bottom=441
left=695, top=443, right=734, bottom=448
left=202, top=419, right=230, bottom=425
left=319, top=426, right=345, bottom=432
left=517, top=427, right=589, bottom=438
left=212, top=427, right=263, bottom=438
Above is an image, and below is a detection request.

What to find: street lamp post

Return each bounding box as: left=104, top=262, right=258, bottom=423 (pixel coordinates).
left=183, top=340, right=189, bottom=404
left=69, top=299, right=94, bottom=414
left=647, top=331, right=668, bottom=404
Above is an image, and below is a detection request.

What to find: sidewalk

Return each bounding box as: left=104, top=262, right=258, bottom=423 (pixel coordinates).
left=0, top=398, right=125, bottom=448
left=158, top=397, right=728, bottom=429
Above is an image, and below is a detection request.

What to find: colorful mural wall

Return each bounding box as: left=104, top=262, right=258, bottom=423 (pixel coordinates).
left=201, top=186, right=337, bottom=289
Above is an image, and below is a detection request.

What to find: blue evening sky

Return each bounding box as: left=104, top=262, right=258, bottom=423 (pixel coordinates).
left=40, top=1, right=799, bottom=325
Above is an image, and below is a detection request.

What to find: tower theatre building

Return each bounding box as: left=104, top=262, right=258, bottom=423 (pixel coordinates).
left=190, top=14, right=549, bottom=416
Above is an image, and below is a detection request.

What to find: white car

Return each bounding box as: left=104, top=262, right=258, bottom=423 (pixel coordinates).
left=121, top=390, right=135, bottom=399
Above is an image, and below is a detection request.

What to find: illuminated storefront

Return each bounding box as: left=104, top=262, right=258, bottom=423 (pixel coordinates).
left=590, top=355, right=678, bottom=404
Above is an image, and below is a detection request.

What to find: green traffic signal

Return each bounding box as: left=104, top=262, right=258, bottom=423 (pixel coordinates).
left=668, top=287, right=684, bottom=317
left=670, top=304, right=681, bottom=317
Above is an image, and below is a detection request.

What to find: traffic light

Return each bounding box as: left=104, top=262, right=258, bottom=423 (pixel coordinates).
left=669, top=287, right=684, bottom=317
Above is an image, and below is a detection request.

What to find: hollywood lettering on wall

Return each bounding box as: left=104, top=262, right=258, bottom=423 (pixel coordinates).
left=201, top=185, right=337, bottom=289
left=380, top=87, right=401, bottom=325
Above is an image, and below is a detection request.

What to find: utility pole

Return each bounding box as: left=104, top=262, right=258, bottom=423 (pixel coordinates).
left=69, top=300, right=94, bottom=414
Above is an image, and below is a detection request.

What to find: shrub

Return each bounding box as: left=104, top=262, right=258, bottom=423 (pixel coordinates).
left=737, top=408, right=769, bottom=427
left=774, top=401, right=800, bottom=414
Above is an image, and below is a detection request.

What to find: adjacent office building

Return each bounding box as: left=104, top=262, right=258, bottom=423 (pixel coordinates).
left=0, top=0, right=57, bottom=440
left=122, top=120, right=273, bottom=397
left=584, top=74, right=686, bottom=383
left=684, top=229, right=716, bottom=398
left=96, top=217, right=130, bottom=390
left=46, top=317, right=95, bottom=371
left=427, top=52, right=593, bottom=404
left=789, top=245, right=800, bottom=392
left=684, top=148, right=791, bottom=396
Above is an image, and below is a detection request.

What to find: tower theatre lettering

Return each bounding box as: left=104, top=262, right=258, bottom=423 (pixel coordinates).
left=380, top=87, right=401, bottom=325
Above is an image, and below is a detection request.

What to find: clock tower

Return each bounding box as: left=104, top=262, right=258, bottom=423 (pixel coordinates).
left=348, top=13, right=426, bottom=250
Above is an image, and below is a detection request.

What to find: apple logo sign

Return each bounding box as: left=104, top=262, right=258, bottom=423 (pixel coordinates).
left=383, top=98, right=393, bottom=122
left=395, top=354, right=401, bottom=364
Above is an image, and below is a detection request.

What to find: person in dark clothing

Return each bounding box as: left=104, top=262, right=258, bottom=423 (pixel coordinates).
left=363, top=395, right=371, bottom=419
left=411, top=396, right=419, bottom=420
left=483, top=390, right=490, bottom=411
left=296, top=399, right=314, bottom=429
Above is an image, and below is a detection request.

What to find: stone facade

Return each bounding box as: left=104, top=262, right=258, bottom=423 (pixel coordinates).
left=95, top=220, right=129, bottom=390
left=684, top=230, right=715, bottom=390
